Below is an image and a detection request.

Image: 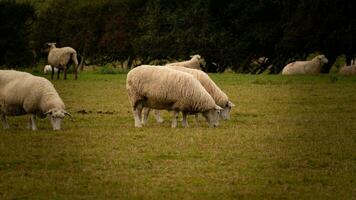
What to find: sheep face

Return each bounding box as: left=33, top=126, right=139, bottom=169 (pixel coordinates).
left=220, top=101, right=235, bottom=120
left=317, top=55, right=328, bottom=64
left=202, top=105, right=222, bottom=127
left=46, top=109, right=71, bottom=131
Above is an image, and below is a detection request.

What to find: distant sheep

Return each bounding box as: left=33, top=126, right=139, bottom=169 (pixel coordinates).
left=0, top=70, right=71, bottom=131
left=43, top=64, right=58, bottom=74
left=282, top=55, right=328, bottom=75
left=339, top=60, right=356, bottom=75
left=126, top=65, right=222, bottom=128
left=142, top=65, right=234, bottom=125
left=45, top=42, right=79, bottom=80
left=166, top=55, right=205, bottom=70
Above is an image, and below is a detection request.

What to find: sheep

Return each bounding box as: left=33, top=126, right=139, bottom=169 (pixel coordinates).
left=126, top=65, right=222, bottom=128
left=339, top=61, right=356, bottom=75
left=43, top=64, right=58, bottom=74
left=141, top=65, right=235, bottom=126
left=281, top=55, right=329, bottom=75
left=166, top=54, right=205, bottom=70
left=0, top=70, right=71, bottom=131
left=45, top=42, right=79, bottom=80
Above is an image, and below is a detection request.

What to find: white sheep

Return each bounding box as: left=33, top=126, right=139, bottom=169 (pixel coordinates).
left=166, top=54, right=205, bottom=70
left=0, top=70, right=71, bottom=131
left=126, top=65, right=222, bottom=128
left=142, top=65, right=235, bottom=125
left=339, top=60, right=356, bottom=75
left=282, top=55, right=329, bottom=75
left=43, top=64, right=58, bottom=74
left=45, top=42, right=79, bottom=80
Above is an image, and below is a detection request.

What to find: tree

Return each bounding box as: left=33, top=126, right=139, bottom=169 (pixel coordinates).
left=0, top=0, right=35, bottom=67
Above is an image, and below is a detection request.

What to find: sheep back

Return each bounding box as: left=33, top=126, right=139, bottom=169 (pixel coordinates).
left=166, top=65, right=229, bottom=107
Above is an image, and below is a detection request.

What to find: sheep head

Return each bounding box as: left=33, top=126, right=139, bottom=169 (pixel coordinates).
left=43, top=42, right=57, bottom=52
left=202, top=105, right=222, bottom=127
left=220, top=101, right=235, bottom=120
left=315, top=55, right=328, bottom=65
left=190, top=54, right=206, bottom=70
left=45, top=108, right=71, bottom=131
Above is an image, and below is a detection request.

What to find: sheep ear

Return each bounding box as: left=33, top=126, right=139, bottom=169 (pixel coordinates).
left=215, top=105, right=223, bottom=110
left=228, top=101, right=235, bottom=108
left=64, top=111, right=72, bottom=117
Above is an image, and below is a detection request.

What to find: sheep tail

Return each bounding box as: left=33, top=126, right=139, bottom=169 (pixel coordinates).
left=77, top=54, right=85, bottom=71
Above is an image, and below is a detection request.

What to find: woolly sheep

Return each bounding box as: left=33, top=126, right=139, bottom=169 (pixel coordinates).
left=142, top=65, right=235, bottom=126
left=43, top=64, right=58, bottom=74
left=166, top=54, right=205, bottom=70
left=45, top=42, right=79, bottom=80
left=126, top=65, right=222, bottom=128
left=282, top=55, right=328, bottom=75
left=0, top=70, right=71, bottom=131
left=339, top=61, right=356, bottom=75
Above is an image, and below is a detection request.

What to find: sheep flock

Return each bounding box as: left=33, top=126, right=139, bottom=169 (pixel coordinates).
left=1, top=49, right=355, bottom=131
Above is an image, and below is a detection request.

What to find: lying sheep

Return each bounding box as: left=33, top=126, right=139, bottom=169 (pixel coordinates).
left=0, top=70, right=71, bottom=130
left=339, top=63, right=356, bottom=75
left=126, top=65, right=222, bottom=128
left=45, top=42, right=79, bottom=80
left=142, top=65, right=235, bottom=126
left=282, top=55, right=328, bottom=75
left=166, top=54, right=205, bottom=70
left=43, top=64, right=58, bottom=74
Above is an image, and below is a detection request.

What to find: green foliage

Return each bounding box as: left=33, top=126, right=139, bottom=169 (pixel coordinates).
left=3, top=0, right=356, bottom=72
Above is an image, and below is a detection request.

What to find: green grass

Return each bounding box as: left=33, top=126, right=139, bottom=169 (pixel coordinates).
left=1, top=72, right=356, bottom=199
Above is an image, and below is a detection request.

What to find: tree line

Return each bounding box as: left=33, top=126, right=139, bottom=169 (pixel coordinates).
left=1, top=0, right=355, bottom=73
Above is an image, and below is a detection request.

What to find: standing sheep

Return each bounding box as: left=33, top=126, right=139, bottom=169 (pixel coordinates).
left=142, top=65, right=235, bottom=126
left=0, top=70, right=71, bottom=131
left=126, top=65, right=222, bottom=128
left=43, top=64, right=58, bottom=74
left=45, top=42, right=79, bottom=80
left=281, top=55, right=328, bottom=75
left=166, top=55, right=205, bottom=70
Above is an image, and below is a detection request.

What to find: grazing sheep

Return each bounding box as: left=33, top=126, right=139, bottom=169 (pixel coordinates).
left=0, top=70, right=71, bottom=131
left=43, top=64, right=58, bottom=74
left=282, top=55, right=329, bottom=75
left=126, top=65, right=222, bottom=128
left=142, top=65, right=235, bottom=125
left=166, top=55, right=205, bottom=70
left=45, top=42, right=79, bottom=80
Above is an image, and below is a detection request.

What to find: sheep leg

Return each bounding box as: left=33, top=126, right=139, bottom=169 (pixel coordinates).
left=28, top=114, right=37, bottom=131
left=171, top=111, right=179, bottom=128
left=64, top=67, right=67, bottom=80
left=133, top=103, right=143, bottom=128
left=51, top=67, right=54, bottom=80
left=182, top=112, right=189, bottom=128
left=1, top=114, right=9, bottom=129
left=141, top=107, right=150, bottom=124
left=154, top=109, right=164, bottom=123
left=57, top=69, right=61, bottom=79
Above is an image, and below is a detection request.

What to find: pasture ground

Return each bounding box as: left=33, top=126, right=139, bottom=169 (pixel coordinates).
left=0, top=71, right=355, bottom=199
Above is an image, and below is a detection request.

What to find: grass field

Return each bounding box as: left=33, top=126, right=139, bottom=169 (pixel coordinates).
left=0, top=71, right=355, bottom=199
